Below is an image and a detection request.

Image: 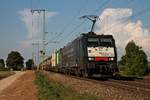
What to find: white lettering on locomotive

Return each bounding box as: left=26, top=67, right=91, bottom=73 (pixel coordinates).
left=87, top=47, right=115, bottom=57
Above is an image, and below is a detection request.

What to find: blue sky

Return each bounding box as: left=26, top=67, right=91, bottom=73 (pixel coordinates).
left=0, top=0, right=150, bottom=63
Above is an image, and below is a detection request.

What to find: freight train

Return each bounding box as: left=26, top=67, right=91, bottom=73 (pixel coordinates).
left=38, top=32, right=118, bottom=77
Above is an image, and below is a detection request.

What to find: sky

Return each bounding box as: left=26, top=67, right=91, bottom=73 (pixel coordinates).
left=0, top=0, right=150, bottom=64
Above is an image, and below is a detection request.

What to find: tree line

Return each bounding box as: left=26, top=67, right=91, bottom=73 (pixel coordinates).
left=0, top=51, right=34, bottom=70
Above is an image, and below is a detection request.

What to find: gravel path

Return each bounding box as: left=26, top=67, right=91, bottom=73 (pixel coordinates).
left=0, top=71, right=25, bottom=94
left=0, top=71, right=37, bottom=100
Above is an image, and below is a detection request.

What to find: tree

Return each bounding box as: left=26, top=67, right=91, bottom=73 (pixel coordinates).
left=26, top=59, right=34, bottom=70
left=6, top=51, right=24, bottom=70
left=0, top=59, right=5, bottom=68
left=119, top=41, right=148, bottom=76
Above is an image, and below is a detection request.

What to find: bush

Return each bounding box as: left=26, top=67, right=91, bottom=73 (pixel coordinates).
left=0, top=67, right=9, bottom=71
left=119, top=41, right=148, bottom=76
left=0, top=71, right=15, bottom=79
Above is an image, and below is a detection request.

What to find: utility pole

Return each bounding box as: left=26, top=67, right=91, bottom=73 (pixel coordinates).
left=31, top=9, right=47, bottom=62
left=32, top=52, right=34, bottom=67
left=32, top=42, right=40, bottom=64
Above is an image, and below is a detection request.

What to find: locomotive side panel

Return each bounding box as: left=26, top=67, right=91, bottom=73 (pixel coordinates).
left=61, top=40, right=77, bottom=68
left=59, top=37, right=85, bottom=74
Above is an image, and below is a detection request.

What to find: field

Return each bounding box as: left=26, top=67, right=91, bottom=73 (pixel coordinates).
left=0, top=71, right=15, bottom=80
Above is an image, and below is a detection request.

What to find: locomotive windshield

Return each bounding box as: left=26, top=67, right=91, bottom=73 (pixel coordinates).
left=100, top=38, right=113, bottom=47
left=87, top=37, right=115, bottom=58
left=87, top=38, right=113, bottom=47
left=87, top=38, right=99, bottom=46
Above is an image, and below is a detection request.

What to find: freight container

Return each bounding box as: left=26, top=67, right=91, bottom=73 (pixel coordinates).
left=51, top=53, right=56, bottom=67
left=55, top=49, right=62, bottom=66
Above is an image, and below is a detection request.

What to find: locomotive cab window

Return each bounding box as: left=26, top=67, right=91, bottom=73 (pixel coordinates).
left=87, top=38, right=99, bottom=46
left=100, top=38, right=113, bottom=47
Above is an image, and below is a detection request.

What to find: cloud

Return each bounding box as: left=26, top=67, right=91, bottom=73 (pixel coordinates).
left=95, top=8, right=150, bottom=60
left=18, top=8, right=57, bottom=48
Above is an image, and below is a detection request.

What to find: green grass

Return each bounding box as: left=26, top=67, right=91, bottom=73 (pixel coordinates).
left=34, top=71, right=98, bottom=100
left=0, top=71, right=15, bottom=80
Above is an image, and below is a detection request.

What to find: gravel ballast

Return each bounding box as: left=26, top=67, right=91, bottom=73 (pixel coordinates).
left=44, top=71, right=150, bottom=100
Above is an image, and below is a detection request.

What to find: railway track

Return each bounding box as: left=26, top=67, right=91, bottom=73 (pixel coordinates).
left=110, top=79, right=150, bottom=90
left=68, top=74, right=150, bottom=96
left=105, top=79, right=150, bottom=96
left=43, top=71, right=150, bottom=97
left=136, top=78, right=150, bottom=84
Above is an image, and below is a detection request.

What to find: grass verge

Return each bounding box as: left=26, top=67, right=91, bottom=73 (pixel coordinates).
left=34, top=71, right=98, bottom=100
left=0, top=71, right=15, bottom=80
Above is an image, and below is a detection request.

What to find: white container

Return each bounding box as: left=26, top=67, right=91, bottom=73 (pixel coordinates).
left=51, top=53, right=56, bottom=67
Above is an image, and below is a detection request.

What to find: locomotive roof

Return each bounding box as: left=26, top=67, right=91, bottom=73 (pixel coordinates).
left=63, top=32, right=114, bottom=48
left=81, top=32, right=114, bottom=38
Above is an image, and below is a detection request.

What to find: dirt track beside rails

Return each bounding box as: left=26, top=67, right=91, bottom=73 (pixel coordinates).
left=43, top=71, right=150, bottom=100
left=0, top=71, right=25, bottom=94
left=0, top=71, right=37, bottom=100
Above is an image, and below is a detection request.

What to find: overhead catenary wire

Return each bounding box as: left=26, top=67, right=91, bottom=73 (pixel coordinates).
left=30, top=0, right=33, bottom=10
left=131, top=6, right=150, bottom=20
left=47, top=0, right=111, bottom=53
left=49, top=0, right=89, bottom=50
left=51, top=0, right=89, bottom=42
left=45, top=0, right=135, bottom=52
left=58, top=0, right=148, bottom=50
left=59, top=0, right=111, bottom=45
left=93, top=0, right=110, bottom=14
left=67, top=0, right=110, bottom=38
left=49, top=0, right=148, bottom=53
left=126, top=0, right=136, bottom=7
left=84, top=0, right=135, bottom=34
left=93, top=0, right=136, bottom=17
left=60, top=20, right=86, bottom=45
left=70, top=0, right=111, bottom=33
left=61, top=0, right=110, bottom=37
left=91, top=0, right=136, bottom=34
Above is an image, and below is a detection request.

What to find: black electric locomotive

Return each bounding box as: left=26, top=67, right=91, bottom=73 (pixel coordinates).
left=59, top=32, right=118, bottom=77
left=38, top=15, right=118, bottom=77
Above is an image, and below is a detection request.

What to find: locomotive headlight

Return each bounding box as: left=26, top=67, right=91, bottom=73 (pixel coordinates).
left=88, top=57, right=94, bottom=60
left=109, top=58, right=114, bottom=61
